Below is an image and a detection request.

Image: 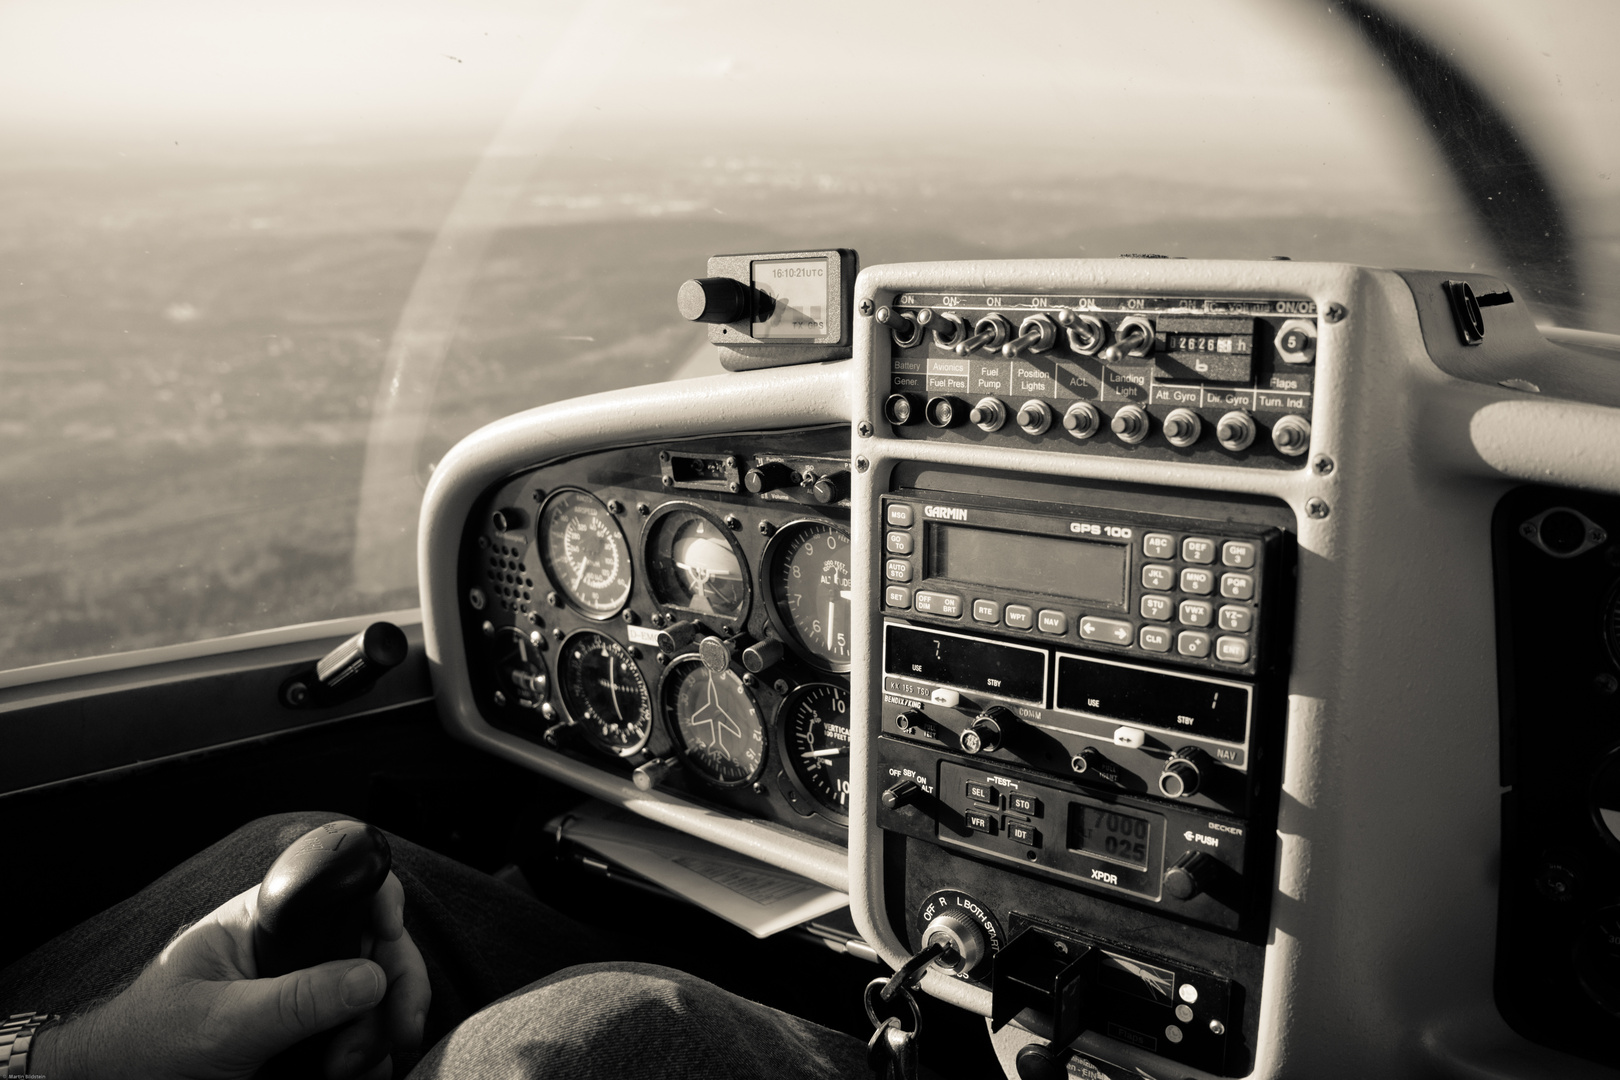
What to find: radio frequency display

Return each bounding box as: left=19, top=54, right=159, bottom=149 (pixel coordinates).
left=884, top=624, right=1046, bottom=704
left=929, top=523, right=1126, bottom=605
left=1055, top=655, right=1250, bottom=743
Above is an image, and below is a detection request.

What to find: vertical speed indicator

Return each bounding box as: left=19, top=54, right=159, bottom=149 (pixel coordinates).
left=780, top=683, right=851, bottom=821
left=764, top=520, right=852, bottom=671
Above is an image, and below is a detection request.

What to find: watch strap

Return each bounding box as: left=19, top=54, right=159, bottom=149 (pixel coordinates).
left=0, top=1012, right=58, bottom=1078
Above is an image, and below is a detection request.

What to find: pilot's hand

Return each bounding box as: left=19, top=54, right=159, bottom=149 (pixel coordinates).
left=31, top=870, right=430, bottom=1080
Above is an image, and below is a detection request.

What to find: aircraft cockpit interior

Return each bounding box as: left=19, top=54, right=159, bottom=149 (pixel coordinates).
left=3, top=2, right=1620, bottom=1079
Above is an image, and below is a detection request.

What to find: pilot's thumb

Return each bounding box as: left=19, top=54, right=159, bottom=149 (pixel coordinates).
left=228, top=959, right=387, bottom=1055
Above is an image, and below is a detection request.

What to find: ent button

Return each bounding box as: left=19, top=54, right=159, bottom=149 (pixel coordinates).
left=1079, top=616, right=1134, bottom=646
left=914, top=591, right=963, bottom=617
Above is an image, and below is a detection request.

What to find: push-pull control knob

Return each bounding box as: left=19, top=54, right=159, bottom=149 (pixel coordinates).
left=741, top=638, right=785, bottom=673
left=882, top=779, right=923, bottom=810
left=1159, top=746, right=1213, bottom=798
left=656, top=620, right=703, bottom=654
left=632, top=757, right=679, bottom=791
left=1062, top=402, right=1101, bottom=440
left=1162, top=407, right=1202, bottom=448
left=1164, top=851, right=1218, bottom=900
left=960, top=706, right=1012, bottom=755
left=922, top=909, right=988, bottom=975
left=744, top=461, right=793, bottom=494
left=316, top=622, right=409, bottom=691
left=810, top=470, right=849, bottom=504
left=1216, top=410, right=1257, bottom=451
left=1272, top=414, right=1312, bottom=456
left=1016, top=400, right=1053, bottom=436
left=1110, top=404, right=1150, bottom=444
left=677, top=277, right=751, bottom=323
left=969, top=397, right=1007, bottom=432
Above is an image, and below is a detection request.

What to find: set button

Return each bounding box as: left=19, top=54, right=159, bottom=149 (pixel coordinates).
left=884, top=585, right=912, bottom=609
left=972, top=599, right=1001, bottom=624
left=1220, top=573, right=1254, bottom=600
left=1177, top=630, right=1211, bottom=658
left=1181, top=537, right=1217, bottom=564
left=1142, top=533, right=1175, bottom=559
left=886, top=531, right=913, bottom=554
left=1221, top=541, right=1255, bottom=568
left=1217, top=605, right=1252, bottom=633
left=1140, top=594, right=1173, bottom=621
left=1139, top=625, right=1172, bottom=652
left=1005, top=605, right=1035, bottom=630
left=1178, top=599, right=1213, bottom=627
left=1179, top=568, right=1214, bottom=595
left=885, top=560, right=912, bottom=582
left=886, top=503, right=913, bottom=527
left=1215, top=635, right=1250, bottom=663
left=914, top=591, right=962, bottom=617
left=1037, top=609, right=1068, bottom=635
left=1142, top=564, right=1175, bottom=591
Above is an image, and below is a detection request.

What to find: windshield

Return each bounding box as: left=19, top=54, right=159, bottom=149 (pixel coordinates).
left=1, top=0, right=1614, bottom=672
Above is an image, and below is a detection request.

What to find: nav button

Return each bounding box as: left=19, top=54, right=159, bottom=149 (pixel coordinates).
left=1037, top=609, right=1068, bottom=635
left=1080, top=616, right=1134, bottom=646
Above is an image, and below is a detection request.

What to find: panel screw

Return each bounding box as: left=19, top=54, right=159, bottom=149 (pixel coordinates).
left=481, top=620, right=496, bottom=637
left=753, top=781, right=767, bottom=795
left=758, top=520, right=775, bottom=537
left=468, top=588, right=486, bottom=610
left=725, top=515, right=742, bottom=530
left=1306, top=497, right=1330, bottom=519
left=477, top=536, right=489, bottom=550
left=547, top=591, right=560, bottom=607
left=533, top=489, right=545, bottom=502
left=621, top=609, right=638, bottom=624
left=606, top=499, right=624, bottom=514
left=1312, top=455, right=1334, bottom=475
left=656, top=651, right=669, bottom=666
left=661, top=476, right=674, bottom=488
left=1521, top=522, right=1538, bottom=538
left=284, top=682, right=309, bottom=707
left=637, top=502, right=651, bottom=517
left=773, top=679, right=790, bottom=694
left=629, top=646, right=641, bottom=660
left=1324, top=303, right=1346, bottom=323
left=493, top=690, right=507, bottom=708
left=858, top=299, right=874, bottom=316
left=1597, top=673, right=1619, bottom=695
left=857, top=421, right=873, bottom=438
left=552, top=627, right=565, bottom=640
left=742, top=673, right=757, bottom=688
left=856, top=457, right=870, bottom=473
left=728, top=480, right=741, bottom=493
left=659, top=450, right=671, bottom=462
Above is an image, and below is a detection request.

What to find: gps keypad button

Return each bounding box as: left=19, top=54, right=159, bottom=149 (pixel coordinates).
left=886, top=503, right=913, bottom=527
left=1004, top=605, right=1034, bottom=630
left=1142, top=564, right=1175, bottom=591
left=1179, top=568, right=1214, bottom=595
left=1143, top=533, right=1175, bottom=559
left=1139, top=625, right=1172, bottom=652
left=913, top=591, right=962, bottom=617
left=884, top=585, right=912, bottom=609
left=1178, top=599, right=1213, bottom=626
left=1217, top=605, right=1252, bottom=633
left=1221, top=540, right=1255, bottom=568
left=886, top=531, right=914, bottom=554
left=1037, top=609, right=1068, bottom=635
left=1215, top=635, right=1250, bottom=664
left=1182, top=537, right=1216, bottom=564
left=972, top=599, right=1001, bottom=624
left=1079, top=616, right=1135, bottom=646
left=1220, top=573, right=1254, bottom=600
left=886, top=560, right=913, bottom=582
left=1177, top=630, right=1212, bottom=658
left=1140, top=594, right=1173, bottom=621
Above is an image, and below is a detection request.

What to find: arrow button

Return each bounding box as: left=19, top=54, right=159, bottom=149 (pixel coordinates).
left=1078, top=616, right=1135, bottom=647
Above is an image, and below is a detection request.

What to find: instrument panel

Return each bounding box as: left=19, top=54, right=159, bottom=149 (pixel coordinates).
left=460, top=427, right=854, bottom=840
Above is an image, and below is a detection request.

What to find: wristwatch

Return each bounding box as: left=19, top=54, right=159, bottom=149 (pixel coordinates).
left=1, top=1012, right=58, bottom=1077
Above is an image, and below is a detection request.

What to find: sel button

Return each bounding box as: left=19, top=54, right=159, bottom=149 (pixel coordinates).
left=1080, top=616, right=1135, bottom=646
left=965, top=781, right=998, bottom=806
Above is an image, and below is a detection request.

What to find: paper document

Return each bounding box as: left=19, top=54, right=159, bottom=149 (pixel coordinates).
left=552, top=801, right=850, bottom=939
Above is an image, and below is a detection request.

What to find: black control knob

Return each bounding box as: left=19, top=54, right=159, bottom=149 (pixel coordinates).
left=677, top=277, right=751, bottom=323
left=490, top=506, right=527, bottom=533
left=810, top=470, right=850, bottom=504
left=885, top=393, right=917, bottom=425
left=1015, top=1043, right=1067, bottom=1080
left=744, top=462, right=793, bottom=494
left=698, top=634, right=743, bottom=671
left=1164, top=851, right=1218, bottom=900
left=895, top=709, right=927, bottom=734
left=315, top=622, right=409, bottom=691
left=925, top=396, right=962, bottom=428
left=656, top=619, right=703, bottom=654
left=882, top=779, right=922, bottom=810
left=632, top=757, right=679, bottom=791
left=1159, top=746, right=1213, bottom=798
left=960, top=706, right=1012, bottom=755
left=741, top=637, right=785, bottom=673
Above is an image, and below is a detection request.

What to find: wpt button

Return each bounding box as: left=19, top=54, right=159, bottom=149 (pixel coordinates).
left=1079, top=616, right=1134, bottom=646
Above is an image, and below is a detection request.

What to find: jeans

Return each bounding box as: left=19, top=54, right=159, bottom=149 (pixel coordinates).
left=0, top=811, right=871, bottom=1079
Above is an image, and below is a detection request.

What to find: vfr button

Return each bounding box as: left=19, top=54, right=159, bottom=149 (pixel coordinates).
left=1005, top=820, right=1039, bottom=846
left=1179, top=568, right=1214, bottom=595
left=1142, top=533, right=1175, bottom=559
left=1217, top=605, right=1252, bottom=632
left=1177, top=630, right=1212, bottom=658
left=1037, top=609, right=1068, bottom=635
left=1139, top=625, right=1172, bottom=652
left=1004, top=605, right=1034, bottom=629
left=885, top=585, right=912, bottom=609
left=1079, top=616, right=1134, bottom=646
left=972, top=599, right=1001, bottom=624
left=1113, top=726, right=1146, bottom=749
left=1140, top=594, right=1173, bottom=621
left=1008, top=793, right=1041, bottom=817
left=1221, top=541, right=1255, bottom=568
left=1220, top=573, right=1255, bottom=600
left=886, top=503, right=913, bottom=527
left=965, top=809, right=996, bottom=834
left=1178, top=599, right=1213, bottom=627
left=914, top=591, right=962, bottom=617
left=886, top=560, right=913, bottom=582
left=965, top=781, right=999, bottom=806
left=1181, top=537, right=1216, bottom=564
left=1216, top=636, right=1251, bottom=664
left=1142, top=564, right=1175, bottom=591
left=886, top=531, right=914, bottom=554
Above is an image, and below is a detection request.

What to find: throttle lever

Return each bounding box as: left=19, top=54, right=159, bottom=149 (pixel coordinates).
left=254, top=819, right=392, bottom=1078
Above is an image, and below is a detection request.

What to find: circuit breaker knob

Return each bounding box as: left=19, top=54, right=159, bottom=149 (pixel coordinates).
left=925, top=396, right=961, bottom=428
left=1062, top=402, right=1101, bottom=439
left=1016, top=400, right=1052, bottom=436
left=1216, top=411, right=1257, bottom=451
left=1272, top=414, right=1312, bottom=456
left=969, top=397, right=1007, bottom=432
left=1163, top=407, right=1202, bottom=448
left=885, top=393, right=916, bottom=425
left=677, top=277, right=751, bottom=323
left=1110, top=404, right=1150, bottom=444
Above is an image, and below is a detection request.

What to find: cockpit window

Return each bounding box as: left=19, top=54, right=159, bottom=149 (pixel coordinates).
left=0, top=0, right=1612, bottom=671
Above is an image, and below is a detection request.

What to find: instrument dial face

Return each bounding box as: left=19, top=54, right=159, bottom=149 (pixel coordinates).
left=557, top=630, right=653, bottom=757
left=538, top=489, right=633, bottom=618
left=765, top=520, right=852, bottom=671
left=644, top=505, right=750, bottom=623
left=780, top=683, right=852, bottom=820
left=662, top=659, right=766, bottom=786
